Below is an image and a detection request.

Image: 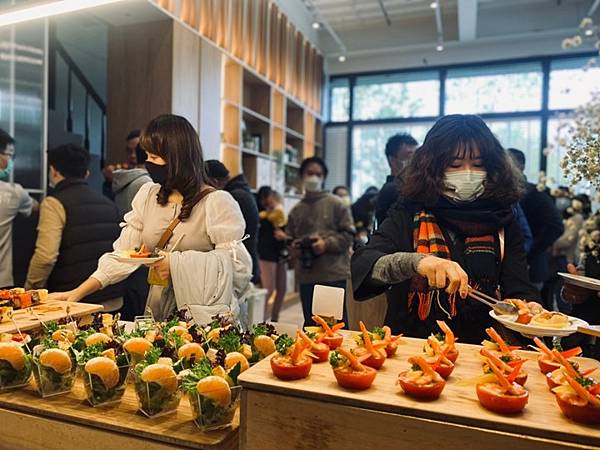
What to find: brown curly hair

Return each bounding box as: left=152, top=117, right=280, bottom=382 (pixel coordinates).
left=400, top=114, right=525, bottom=207
left=139, top=114, right=207, bottom=221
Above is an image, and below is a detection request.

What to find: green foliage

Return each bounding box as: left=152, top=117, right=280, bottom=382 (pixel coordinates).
left=329, top=351, right=341, bottom=368
left=372, top=327, right=385, bottom=340
left=181, top=358, right=214, bottom=393
left=217, top=331, right=241, bottom=354
left=275, top=334, right=294, bottom=355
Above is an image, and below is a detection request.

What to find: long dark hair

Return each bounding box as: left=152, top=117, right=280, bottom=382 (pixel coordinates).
left=400, top=114, right=524, bottom=207
left=139, top=114, right=207, bottom=221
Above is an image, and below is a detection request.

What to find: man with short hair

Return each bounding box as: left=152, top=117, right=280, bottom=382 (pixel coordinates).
left=375, top=133, right=418, bottom=226
left=0, top=129, right=38, bottom=288
left=103, top=129, right=143, bottom=200
left=508, top=148, right=564, bottom=295
left=286, top=157, right=355, bottom=326
left=25, top=144, right=124, bottom=310
left=205, top=159, right=260, bottom=284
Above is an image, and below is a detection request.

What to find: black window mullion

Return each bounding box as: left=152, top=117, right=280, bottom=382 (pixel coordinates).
left=439, top=68, right=447, bottom=117
left=347, top=75, right=356, bottom=195
left=540, top=59, right=551, bottom=175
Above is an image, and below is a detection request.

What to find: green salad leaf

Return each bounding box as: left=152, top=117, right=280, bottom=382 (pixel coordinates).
left=275, top=334, right=294, bottom=355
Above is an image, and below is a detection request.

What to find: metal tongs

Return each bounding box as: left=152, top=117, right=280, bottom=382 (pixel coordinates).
left=467, top=287, right=518, bottom=316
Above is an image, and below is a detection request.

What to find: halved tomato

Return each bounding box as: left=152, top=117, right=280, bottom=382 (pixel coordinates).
left=398, top=371, right=446, bottom=399
left=546, top=370, right=563, bottom=390
left=310, top=343, right=330, bottom=363
left=333, top=366, right=377, bottom=390
left=385, top=342, right=398, bottom=358
left=270, top=355, right=312, bottom=380
left=432, top=361, right=455, bottom=380
left=538, top=357, right=561, bottom=375
left=476, top=382, right=528, bottom=414
left=556, top=393, right=600, bottom=424
left=445, top=348, right=459, bottom=364
left=322, top=334, right=343, bottom=350
left=352, top=346, right=386, bottom=370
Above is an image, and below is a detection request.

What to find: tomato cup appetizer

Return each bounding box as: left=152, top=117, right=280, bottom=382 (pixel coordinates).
left=398, top=356, right=446, bottom=400
left=424, top=321, right=459, bottom=363
left=480, top=348, right=528, bottom=386
left=329, top=348, right=377, bottom=390
left=309, top=315, right=345, bottom=350
left=476, top=358, right=529, bottom=415
left=533, top=337, right=581, bottom=375
left=350, top=321, right=387, bottom=370
left=424, top=337, right=455, bottom=379
left=546, top=349, right=597, bottom=390
left=270, top=334, right=313, bottom=381
left=553, top=372, right=600, bottom=424
left=481, top=327, right=524, bottom=365
left=371, top=326, right=402, bottom=358
left=297, top=330, right=330, bottom=363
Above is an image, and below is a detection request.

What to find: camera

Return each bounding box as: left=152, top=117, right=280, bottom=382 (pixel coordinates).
left=295, top=236, right=318, bottom=269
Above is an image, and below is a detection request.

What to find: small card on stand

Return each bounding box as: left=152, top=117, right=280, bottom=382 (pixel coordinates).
left=269, top=321, right=299, bottom=337
left=312, top=285, right=345, bottom=320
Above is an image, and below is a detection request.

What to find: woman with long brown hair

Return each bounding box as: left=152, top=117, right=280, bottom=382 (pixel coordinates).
left=50, top=114, right=252, bottom=321
left=351, top=114, right=539, bottom=343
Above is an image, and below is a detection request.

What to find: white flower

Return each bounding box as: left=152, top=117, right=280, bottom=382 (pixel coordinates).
left=562, top=38, right=574, bottom=49
left=573, top=35, right=583, bottom=46
left=580, top=17, right=594, bottom=29
left=595, top=40, right=600, bottom=50
left=572, top=199, right=583, bottom=211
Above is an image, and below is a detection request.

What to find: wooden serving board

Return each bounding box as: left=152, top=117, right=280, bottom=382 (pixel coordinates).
left=239, top=332, right=600, bottom=448
left=0, top=301, right=103, bottom=334
left=0, top=379, right=238, bottom=450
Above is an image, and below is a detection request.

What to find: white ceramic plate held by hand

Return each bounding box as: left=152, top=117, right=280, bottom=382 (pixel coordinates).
left=109, top=251, right=164, bottom=265
left=558, top=272, right=600, bottom=291
left=489, top=310, right=589, bottom=337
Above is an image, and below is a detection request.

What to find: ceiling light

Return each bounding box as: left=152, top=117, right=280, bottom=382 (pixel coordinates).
left=0, top=0, right=124, bottom=28
left=312, top=21, right=321, bottom=29
left=338, top=55, right=347, bottom=62
left=430, top=1, right=438, bottom=8
left=436, top=44, right=444, bottom=52
left=585, top=28, right=594, bottom=36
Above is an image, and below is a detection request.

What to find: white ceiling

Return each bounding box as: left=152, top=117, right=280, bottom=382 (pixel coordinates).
left=302, top=0, right=600, bottom=70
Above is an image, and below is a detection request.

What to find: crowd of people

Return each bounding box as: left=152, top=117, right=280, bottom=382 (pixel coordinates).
left=1, top=113, right=600, bottom=352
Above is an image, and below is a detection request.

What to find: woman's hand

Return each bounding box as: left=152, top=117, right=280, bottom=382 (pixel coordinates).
left=273, top=229, right=287, bottom=241
left=562, top=263, right=598, bottom=304
left=416, top=255, right=469, bottom=298
left=48, top=277, right=103, bottom=302
left=47, top=290, right=76, bottom=302
left=148, top=251, right=171, bottom=281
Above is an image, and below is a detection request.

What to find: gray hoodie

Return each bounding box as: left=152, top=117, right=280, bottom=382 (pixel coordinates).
left=112, top=168, right=152, bottom=219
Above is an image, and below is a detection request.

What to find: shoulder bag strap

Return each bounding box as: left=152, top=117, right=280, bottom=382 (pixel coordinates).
left=155, top=187, right=216, bottom=250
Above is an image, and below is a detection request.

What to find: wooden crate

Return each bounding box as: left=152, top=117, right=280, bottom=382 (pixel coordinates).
left=239, top=334, right=600, bottom=450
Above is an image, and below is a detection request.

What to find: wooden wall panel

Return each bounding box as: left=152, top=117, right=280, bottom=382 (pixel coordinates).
left=107, top=20, right=173, bottom=163
left=267, top=3, right=279, bottom=82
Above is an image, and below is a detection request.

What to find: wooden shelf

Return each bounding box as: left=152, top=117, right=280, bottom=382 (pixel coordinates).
left=284, top=161, right=300, bottom=169
left=241, top=106, right=270, bottom=125
left=242, top=147, right=271, bottom=159
left=285, top=128, right=304, bottom=141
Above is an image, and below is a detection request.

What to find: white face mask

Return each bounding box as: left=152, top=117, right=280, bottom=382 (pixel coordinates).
left=443, top=170, right=486, bottom=202
left=303, top=175, right=323, bottom=192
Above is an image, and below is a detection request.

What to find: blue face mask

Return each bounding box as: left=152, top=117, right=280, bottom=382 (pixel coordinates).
left=0, top=158, right=14, bottom=181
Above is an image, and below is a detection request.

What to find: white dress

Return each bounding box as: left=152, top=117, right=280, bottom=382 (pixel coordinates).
left=91, top=182, right=252, bottom=321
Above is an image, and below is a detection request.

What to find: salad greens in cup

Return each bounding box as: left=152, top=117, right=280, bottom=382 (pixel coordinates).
left=0, top=341, right=32, bottom=392
left=78, top=344, right=130, bottom=406
left=32, top=344, right=77, bottom=397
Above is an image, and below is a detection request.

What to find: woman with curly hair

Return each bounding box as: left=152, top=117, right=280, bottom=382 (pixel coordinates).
left=49, top=114, right=252, bottom=321
left=351, top=114, right=539, bottom=343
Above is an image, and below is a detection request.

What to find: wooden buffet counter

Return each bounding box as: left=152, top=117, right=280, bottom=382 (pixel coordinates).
left=238, top=334, right=600, bottom=450
left=0, top=379, right=238, bottom=450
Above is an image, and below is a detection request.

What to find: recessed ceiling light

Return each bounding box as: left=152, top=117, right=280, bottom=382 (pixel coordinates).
left=338, top=55, right=347, bottom=62
left=430, top=1, right=438, bottom=8
left=585, top=28, right=594, bottom=36
left=436, top=44, right=444, bottom=52
left=312, top=21, right=321, bottom=29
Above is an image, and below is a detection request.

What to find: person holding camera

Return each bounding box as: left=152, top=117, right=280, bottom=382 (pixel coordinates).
left=286, top=157, right=355, bottom=326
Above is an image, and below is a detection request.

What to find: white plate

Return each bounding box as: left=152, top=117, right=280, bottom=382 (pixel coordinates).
left=109, top=252, right=164, bottom=265
left=558, top=272, right=600, bottom=291
left=489, top=310, right=589, bottom=337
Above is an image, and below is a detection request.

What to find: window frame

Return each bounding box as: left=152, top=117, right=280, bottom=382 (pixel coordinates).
left=325, top=51, right=597, bottom=196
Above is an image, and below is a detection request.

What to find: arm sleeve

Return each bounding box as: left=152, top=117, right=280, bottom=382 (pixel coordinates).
left=17, top=184, right=33, bottom=217
left=90, top=182, right=151, bottom=287
left=24, top=197, right=65, bottom=289
left=351, top=212, right=407, bottom=301
left=499, top=220, right=540, bottom=301
left=323, top=200, right=355, bottom=253
left=371, top=252, right=425, bottom=285
left=529, top=192, right=564, bottom=256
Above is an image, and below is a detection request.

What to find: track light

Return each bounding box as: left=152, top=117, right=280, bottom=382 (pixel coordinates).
left=338, top=55, right=347, bottom=62
left=436, top=43, right=444, bottom=52
left=312, top=21, right=321, bottom=29
left=430, top=1, right=438, bottom=8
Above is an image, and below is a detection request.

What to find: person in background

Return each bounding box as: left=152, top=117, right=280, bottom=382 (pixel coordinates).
left=508, top=148, right=564, bottom=300
left=256, top=186, right=288, bottom=321
left=112, top=140, right=152, bottom=220
left=332, top=185, right=351, bottom=208
left=286, top=157, right=355, bottom=326
left=102, top=129, right=142, bottom=200
left=375, top=133, right=418, bottom=227
left=352, top=186, right=379, bottom=245
left=352, top=115, right=538, bottom=343
left=25, top=144, right=125, bottom=311
left=0, top=129, right=38, bottom=288
left=205, top=160, right=260, bottom=284
left=513, top=203, right=533, bottom=254
left=49, top=115, right=252, bottom=322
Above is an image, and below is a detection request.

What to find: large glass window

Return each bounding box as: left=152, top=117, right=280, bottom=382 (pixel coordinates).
left=445, top=63, right=543, bottom=114
left=486, top=118, right=541, bottom=182
left=549, top=58, right=600, bottom=110
left=351, top=123, right=432, bottom=197
left=330, top=78, right=350, bottom=122
left=353, top=72, right=439, bottom=120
